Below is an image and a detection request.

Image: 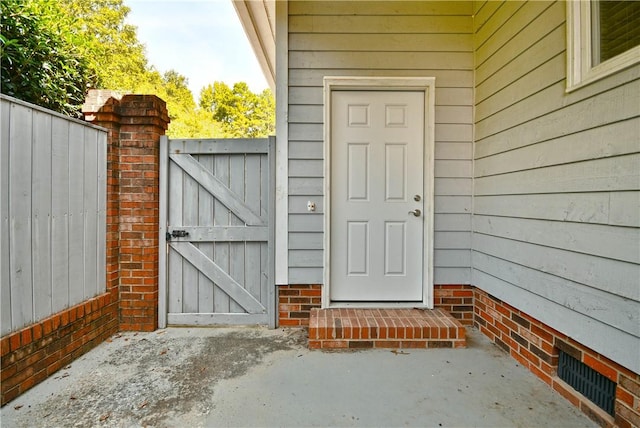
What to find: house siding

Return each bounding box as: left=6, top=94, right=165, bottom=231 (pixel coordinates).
left=286, top=0, right=475, bottom=285
left=472, top=0, right=640, bottom=374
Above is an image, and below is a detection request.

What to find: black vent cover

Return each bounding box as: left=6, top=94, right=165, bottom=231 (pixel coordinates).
left=557, top=350, right=616, bottom=416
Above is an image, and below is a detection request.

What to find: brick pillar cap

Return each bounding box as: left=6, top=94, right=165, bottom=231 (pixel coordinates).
left=82, top=90, right=124, bottom=115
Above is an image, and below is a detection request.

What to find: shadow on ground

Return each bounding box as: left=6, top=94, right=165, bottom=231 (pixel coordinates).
left=2, top=328, right=306, bottom=427
left=1, top=327, right=595, bottom=428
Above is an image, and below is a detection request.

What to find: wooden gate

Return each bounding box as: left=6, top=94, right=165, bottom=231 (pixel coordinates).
left=159, top=137, right=275, bottom=327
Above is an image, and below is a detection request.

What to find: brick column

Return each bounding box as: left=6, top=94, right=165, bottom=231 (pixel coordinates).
left=83, top=90, right=169, bottom=331
left=82, top=90, right=123, bottom=310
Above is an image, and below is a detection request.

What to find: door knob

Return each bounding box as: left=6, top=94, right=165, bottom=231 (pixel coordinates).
left=409, top=209, right=421, bottom=217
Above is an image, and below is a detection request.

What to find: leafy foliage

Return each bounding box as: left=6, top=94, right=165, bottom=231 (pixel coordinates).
left=1, top=0, right=274, bottom=138
left=58, top=0, right=149, bottom=91
left=134, top=69, right=223, bottom=138
left=200, top=82, right=275, bottom=138
left=1, top=0, right=92, bottom=116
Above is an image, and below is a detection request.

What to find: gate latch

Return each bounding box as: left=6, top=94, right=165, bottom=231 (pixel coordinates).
left=166, top=230, right=189, bottom=241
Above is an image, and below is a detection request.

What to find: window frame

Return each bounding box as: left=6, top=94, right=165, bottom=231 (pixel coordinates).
left=566, top=0, right=640, bottom=92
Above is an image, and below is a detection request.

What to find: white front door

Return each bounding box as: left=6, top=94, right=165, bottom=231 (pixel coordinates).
left=330, top=91, right=425, bottom=302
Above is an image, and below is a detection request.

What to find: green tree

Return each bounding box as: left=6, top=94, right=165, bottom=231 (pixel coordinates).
left=200, top=82, right=275, bottom=138
left=1, top=0, right=149, bottom=115
left=168, top=109, right=224, bottom=139
left=59, top=0, right=149, bottom=91
left=2, top=0, right=271, bottom=138
left=136, top=69, right=221, bottom=138
left=1, top=0, right=92, bottom=116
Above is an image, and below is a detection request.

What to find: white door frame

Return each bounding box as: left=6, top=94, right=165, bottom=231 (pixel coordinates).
left=323, top=77, right=436, bottom=309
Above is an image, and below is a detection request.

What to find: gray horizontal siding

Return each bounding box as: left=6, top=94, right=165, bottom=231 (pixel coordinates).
left=289, top=1, right=473, bottom=16
left=287, top=1, right=474, bottom=284
left=289, top=69, right=474, bottom=88
left=289, top=15, right=472, bottom=34
left=472, top=0, right=640, bottom=373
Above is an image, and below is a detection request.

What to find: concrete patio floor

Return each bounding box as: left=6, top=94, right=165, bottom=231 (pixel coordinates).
left=1, top=327, right=595, bottom=428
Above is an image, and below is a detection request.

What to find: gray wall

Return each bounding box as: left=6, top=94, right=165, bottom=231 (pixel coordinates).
left=472, top=1, right=640, bottom=373
left=286, top=1, right=475, bottom=284
left=1, top=95, right=107, bottom=335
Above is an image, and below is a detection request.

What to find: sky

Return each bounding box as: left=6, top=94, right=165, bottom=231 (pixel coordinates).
left=125, top=0, right=269, bottom=99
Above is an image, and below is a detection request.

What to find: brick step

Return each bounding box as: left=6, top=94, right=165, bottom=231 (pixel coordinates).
left=309, top=308, right=466, bottom=350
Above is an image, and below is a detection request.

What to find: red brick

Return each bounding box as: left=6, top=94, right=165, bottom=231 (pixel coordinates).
left=52, top=315, right=62, bottom=330
left=278, top=319, right=301, bottom=327
left=583, top=354, right=618, bottom=382
left=300, top=289, right=322, bottom=297
left=519, top=346, right=541, bottom=367
left=510, top=350, right=530, bottom=369
left=539, top=360, right=556, bottom=376
left=324, top=340, right=350, bottom=349
left=479, top=325, right=495, bottom=341
left=619, top=374, right=640, bottom=398
left=529, top=363, right=552, bottom=386
left=308, top=340, right=321, bottom=349
left=494, top=304, right=511, bottom=317
left=32, top=324, right=43, bottom=341
left=60, top=310, right=70, bottom=326
left=530, top=324, right=554, bottom=344
left=552, top=380, right=581, bottom=407
left=401, top=341, right=427, bottom=348
left=427, top=341, right=453, bottom=348
left=616, top=385, right=635, bottom=407
left=360, top=326, right=370, bottom=339
left=0, top=338, right=10, bottom=357
left=374, top=341, right=401, bottom=348
left=349, top=341, right=373, bottom=349
left=20, top=329, right=32, bottom=346
left=2, top=386, right=20, bottom=405
left=615, top=401, right=640, bottom=428
left=9, top=334, right=20, bottom=352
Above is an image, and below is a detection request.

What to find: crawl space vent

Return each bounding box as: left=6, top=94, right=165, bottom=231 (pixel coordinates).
left=557, top=350, right=616, bottom=416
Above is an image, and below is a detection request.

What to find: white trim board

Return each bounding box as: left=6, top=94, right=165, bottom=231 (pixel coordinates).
left=274, top=0, right=288, bottom=285
left=566, top=1, right=640, bottom=92
left=322, top=77, right=436, bottom=309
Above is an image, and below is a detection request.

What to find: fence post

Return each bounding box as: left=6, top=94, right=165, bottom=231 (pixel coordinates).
left=82, top=90, right=122, bottom=317
left=83, top=90, right=170, bottom=331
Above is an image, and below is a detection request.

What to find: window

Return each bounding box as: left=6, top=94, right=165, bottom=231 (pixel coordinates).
left=567, top=0, right=640, bottom=91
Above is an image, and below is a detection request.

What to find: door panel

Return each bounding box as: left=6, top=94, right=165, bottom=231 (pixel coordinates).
left=347, top=143, right=369, bottom=200
left=331, top=91, right=425, bottom=301
left=385, top=221, right=406, bottom=275
left=385, top=143, right=407, bottom=201
left=347, top=221, right=369, bottom=275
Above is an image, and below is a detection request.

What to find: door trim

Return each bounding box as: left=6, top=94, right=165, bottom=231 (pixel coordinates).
left=322, top=77, right=436, bottom=309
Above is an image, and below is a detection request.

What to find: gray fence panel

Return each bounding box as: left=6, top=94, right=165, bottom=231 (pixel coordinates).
left=0, top=95, right=107, bottom=335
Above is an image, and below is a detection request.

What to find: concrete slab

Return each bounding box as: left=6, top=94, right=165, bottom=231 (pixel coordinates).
left=0, top=327, right=595, bottom=427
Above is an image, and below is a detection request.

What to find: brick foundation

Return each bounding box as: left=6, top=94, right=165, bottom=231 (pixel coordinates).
left=474, top=288, right=640, bottom=428
left=277, top=284, right=475, bottom=328
left=277, top=284, right=322, bottom=327
left=434, top=284, right=474, bottom=325
left=0, top=292, right=118, bottom=405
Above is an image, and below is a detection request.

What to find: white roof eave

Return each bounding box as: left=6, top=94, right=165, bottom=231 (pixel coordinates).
left=232, top=0, right=276, bottom=91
